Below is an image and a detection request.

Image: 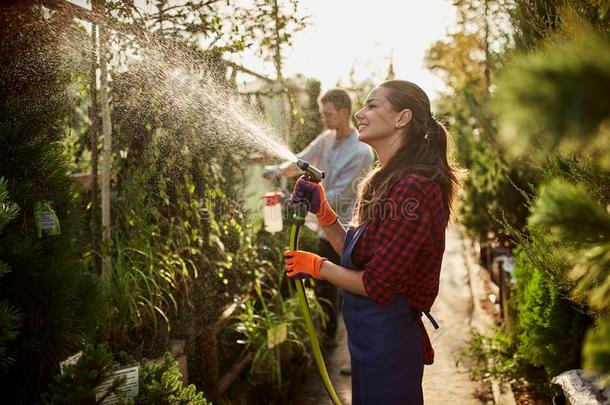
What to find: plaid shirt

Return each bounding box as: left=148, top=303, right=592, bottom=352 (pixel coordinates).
left=353, top=173, right=448, bottom=364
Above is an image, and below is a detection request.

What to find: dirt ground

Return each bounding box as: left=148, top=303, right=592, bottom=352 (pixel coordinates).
left=292, top=224, right=491, bottom=405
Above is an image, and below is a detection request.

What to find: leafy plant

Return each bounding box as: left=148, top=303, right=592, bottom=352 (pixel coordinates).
left=462, top=327, right=520, bottom=384
left=233, top=252, right=326, bottom=390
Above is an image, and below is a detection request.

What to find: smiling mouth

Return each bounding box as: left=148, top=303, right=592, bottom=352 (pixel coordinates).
left=358, top=124, right=368, bottom=131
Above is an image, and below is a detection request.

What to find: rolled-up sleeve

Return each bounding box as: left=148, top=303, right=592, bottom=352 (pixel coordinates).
left=296, top=132, right=326, bottom=167
left=362, top=179, right=432, bottom=305
left=325, top=148, right=373, bottom=222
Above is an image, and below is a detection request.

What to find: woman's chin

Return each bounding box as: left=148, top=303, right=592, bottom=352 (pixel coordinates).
left=357, top=132, right=372, bottom=144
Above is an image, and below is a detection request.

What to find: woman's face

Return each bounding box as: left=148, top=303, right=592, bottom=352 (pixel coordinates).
left=354, top=87, right=410, bottom=146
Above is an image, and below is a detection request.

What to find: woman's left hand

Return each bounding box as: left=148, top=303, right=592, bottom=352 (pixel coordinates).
left=284, top=250, right=327, bottom=280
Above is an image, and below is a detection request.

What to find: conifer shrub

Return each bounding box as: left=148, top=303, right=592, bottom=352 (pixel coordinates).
left=43, top=344, right=211, bottom=404
left=0, top=4, right=105, bottom=402
left=0, top=178, right=21, bottom=374
left=512, top=239, right=591, bottom=382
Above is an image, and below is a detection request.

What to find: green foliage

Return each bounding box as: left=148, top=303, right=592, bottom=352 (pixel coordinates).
left=458, top=140, right=537, bottom=243
left=106, top=15, right=317, bottom=397
left=233, top=226, right=325, bottom=392
left=512, top=241, right=591, bottom=381
left=43, top=344, right=210, bottom=405
left=432, top=0, right=610, bottom=387
left=42, top=344, right=125, bottom=404
left=570, top=242, right=610, bottom=312
left=463, top=328, right=521, bottom=384
left=288, top=78, right=323, bottom=153
left=0, top=178, right=22, bottom=374
left=529, top=179, right=610, bottom=243
left=106, top=39, right=265, bottom=357
left=0, top=5, right=105, bottom=402
left=583, top=317, right=610, bottom=374
left=528, top=178, right=610, bottom=312
left=241, top=0, right=308, bottom=77
left=135, top=353, right=210, bottom=405
left=543, top=154, right=610, bottom=204
left=509, top=0, right=610, bottom=52
left=426, top=0, right=537, bottom=245
left=0, top=300, right=21, bottom=374
left=495, top=30, right=610, bottom=166
left=463, top=326, right=559, bottom=396
left=103, top=167, right=182, bottom=350
left=0, top=178, right=19, bottom=231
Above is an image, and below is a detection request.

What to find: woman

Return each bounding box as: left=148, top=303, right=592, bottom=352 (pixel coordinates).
left=284, top=80, right=458, bottom=404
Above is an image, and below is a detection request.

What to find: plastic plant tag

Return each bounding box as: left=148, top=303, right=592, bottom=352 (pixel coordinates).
left=267, top=323, right=288, bottom=349
left=59, top=351, right=83, bottom=374
left=95, top=365, right=139, bottom=404
left=33, top=200, right=61, bottom=237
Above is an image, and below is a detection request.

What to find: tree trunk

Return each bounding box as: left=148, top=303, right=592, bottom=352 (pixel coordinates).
left=99, top=1, right=112, bottom=244
left=89, top=0, right=101, bottom=274
left=483, top=0, right=491, bottom=98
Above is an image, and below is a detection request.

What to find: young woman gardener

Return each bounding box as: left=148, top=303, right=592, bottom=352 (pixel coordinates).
left=285, top=80, right=458, bottom=404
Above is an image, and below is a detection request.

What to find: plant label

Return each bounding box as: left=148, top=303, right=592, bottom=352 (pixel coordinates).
left=33, top=200, right=61, bottom=237
left=267, top=323, right=287, bottom=348
left=95, top=365, right=139, bottom=404
left=59, top=351, right=83, bottom=374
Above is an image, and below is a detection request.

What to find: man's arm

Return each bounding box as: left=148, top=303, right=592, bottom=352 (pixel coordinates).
left=265, top=132, right=327, bottom=178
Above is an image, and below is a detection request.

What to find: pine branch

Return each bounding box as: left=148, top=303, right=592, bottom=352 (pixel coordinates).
left=529, top=178, right=610, bottom=243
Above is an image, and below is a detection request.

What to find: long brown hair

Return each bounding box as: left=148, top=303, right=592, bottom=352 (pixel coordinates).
left=353, top=80, right=459, bottom=226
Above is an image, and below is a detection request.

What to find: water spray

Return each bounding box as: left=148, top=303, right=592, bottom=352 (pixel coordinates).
left=289, top=159, right=342, bottom=405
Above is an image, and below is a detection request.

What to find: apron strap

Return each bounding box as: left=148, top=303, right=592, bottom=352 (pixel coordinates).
left=422, top=311, right=439, bottom=330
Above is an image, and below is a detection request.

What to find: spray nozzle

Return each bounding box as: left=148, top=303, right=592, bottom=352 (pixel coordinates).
left=296, top=159, right=325, bottom=182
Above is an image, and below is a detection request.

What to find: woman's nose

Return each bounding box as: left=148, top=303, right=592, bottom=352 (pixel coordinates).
left=354, top=108, right=364, bottom=121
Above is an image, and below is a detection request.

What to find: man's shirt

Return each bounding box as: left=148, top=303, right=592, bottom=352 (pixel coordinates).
left=297, top=129, right=373, bottom=233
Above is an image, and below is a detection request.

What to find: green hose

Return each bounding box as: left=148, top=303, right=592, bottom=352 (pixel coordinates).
left=289, top=215, right=342, bottom=405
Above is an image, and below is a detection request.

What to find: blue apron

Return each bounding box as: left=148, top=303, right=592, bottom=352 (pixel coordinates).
left=341, top=224, right=424, bottom=405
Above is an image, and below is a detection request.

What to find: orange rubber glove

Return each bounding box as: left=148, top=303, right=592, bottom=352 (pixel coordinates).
left=290, top=177, right=338, bottom=227
left=284, top=250, right=327, bottom=280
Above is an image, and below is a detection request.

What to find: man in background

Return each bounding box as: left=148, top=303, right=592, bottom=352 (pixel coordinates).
left=264, top=88, right=373, bottom=343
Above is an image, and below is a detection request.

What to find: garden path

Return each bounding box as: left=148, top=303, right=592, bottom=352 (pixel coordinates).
left=292, top=223, right=491, bottom=404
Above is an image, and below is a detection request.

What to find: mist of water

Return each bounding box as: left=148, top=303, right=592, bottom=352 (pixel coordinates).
left=111, top=37, right=299, bottom=166
left=49, top=12, right=300, bottom=167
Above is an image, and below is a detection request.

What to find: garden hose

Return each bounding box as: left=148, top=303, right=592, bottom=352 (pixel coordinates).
left=289, top=160, right=342, bottom=405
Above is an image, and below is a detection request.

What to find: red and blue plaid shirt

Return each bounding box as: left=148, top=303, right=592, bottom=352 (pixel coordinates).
left=352, top=173, right=449, bottom=364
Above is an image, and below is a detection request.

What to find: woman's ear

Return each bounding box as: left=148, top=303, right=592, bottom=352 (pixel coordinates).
left=395, top=109, right=412, bottom=128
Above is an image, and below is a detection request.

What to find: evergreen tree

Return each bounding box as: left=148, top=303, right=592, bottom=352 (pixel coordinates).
left=425, top=0, right=537, bottom=247
left=495, top=0, right=610, bottom=375
left=0, top=177, right=21, bottom=374
left=0, top=3, right=104, bottom=402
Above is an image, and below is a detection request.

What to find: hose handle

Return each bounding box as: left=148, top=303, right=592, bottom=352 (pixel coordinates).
left=296, top=159, right=324, bottom=183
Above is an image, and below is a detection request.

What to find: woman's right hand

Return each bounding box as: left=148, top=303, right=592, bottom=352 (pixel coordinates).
left=290, top=177, right=337, bottom=226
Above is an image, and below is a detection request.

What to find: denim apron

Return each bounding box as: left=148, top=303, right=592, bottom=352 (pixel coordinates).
left=341, top=224, right=424, bottom=405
